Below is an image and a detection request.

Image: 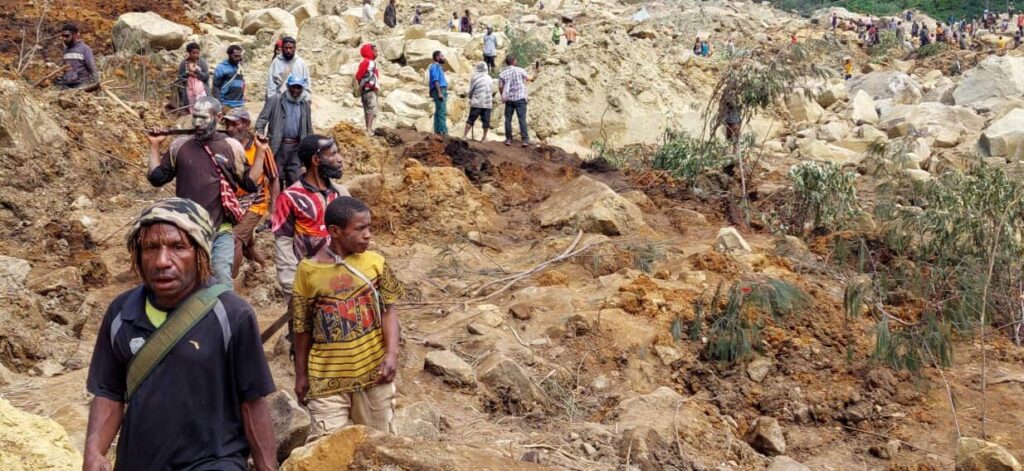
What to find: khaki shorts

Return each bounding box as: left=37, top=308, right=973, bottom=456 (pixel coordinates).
left=305, top=381, right=396, bottom=442
left=361, top=90, right=378, bottom=118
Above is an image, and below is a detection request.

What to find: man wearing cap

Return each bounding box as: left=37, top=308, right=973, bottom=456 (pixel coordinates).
left=223, top=109, right=280, bottom=277
left=148, top=96, right=269, bottom=287
left=83, top=198, right=277, bottom=471
left=266, top=36, right=311, bottom=101
left=256, top=76, right=311, bottom=189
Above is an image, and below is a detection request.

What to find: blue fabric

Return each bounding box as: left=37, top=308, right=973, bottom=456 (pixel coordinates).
left=429, top=63, right=448, bottom=90
left=213, top=61, right=245, bottom=108
left=211, top=231, right=235, bottom=289
left=432, top=88, right=448, bottom=135
left=282, top=99, right=302, bottom=139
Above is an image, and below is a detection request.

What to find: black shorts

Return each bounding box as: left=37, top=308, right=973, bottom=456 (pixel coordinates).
left=467, top=107, right=492, bottom=128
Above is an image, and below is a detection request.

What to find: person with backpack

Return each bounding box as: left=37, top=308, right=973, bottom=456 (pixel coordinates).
left=212, top=45, right=246, bottom=111
left=266, top=37, right=310, bottom=101
left=83, top=198, right=277, bottom=471
left=355, top=43, right=381, bottom=134
left=428, top=51, right=449, bottom=135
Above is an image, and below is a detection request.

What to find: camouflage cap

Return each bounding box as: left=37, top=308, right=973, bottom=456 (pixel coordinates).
left=126, top=197, right=214, bottom=257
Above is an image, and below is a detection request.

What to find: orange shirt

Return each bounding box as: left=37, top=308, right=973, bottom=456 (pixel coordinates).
left=236, top=140, right=278, bottom=216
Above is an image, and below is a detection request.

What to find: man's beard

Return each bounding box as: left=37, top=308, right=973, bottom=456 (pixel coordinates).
left=227, top=129, right=250, bottom=143
left=320, top=163, right=343, bottom=180
left=194, top=121, right=217, bottom=141
left=283, top=51, right=294, bottom=60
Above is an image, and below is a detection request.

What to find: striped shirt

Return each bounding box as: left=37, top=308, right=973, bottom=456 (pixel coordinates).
left=291, top=252, right=404, bottom=397
left=499, top=66, right=529, bottom=102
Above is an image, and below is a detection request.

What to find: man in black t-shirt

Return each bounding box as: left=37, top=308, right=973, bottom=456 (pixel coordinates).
left=84, top=198, right=277, bottom=471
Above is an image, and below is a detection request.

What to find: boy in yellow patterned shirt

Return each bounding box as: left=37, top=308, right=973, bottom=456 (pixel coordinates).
left=291, top=196, right=404, bottom=439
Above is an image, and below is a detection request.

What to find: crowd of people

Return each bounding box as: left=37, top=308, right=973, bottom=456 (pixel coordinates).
left=830, top=7, right=1024, bottom=54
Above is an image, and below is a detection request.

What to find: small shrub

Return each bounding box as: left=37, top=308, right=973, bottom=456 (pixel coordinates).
left=651, top=130, right=733, bottom=184
left=787, top=161, right=859, bottom=235
left=504, top=25, right=547, bottom=69
left=916, top=42, right=946, bottom=58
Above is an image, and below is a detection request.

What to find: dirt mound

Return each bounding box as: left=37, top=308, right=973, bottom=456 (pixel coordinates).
left=0, top=398, right=82, bottom=470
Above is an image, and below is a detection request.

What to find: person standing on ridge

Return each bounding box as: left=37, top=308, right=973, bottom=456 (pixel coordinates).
left=428, top=51, right=449, bottom=135
left=483, top=26, right=498, bottom=71
left=384, top=0, right=397, bottom=28
left=499, top=55, right=537, bottom=147
left=356, top=43, right=381, bottom=133
left=213, top=45, right=246, bottom=111
left=464, top=62, right=493, bottom=141
left=461, top=9, right=473, bottom=35
left=266, top=37, right=310, bottom=101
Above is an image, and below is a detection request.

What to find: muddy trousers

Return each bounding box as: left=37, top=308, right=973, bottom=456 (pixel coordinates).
left=305, top=382, right=397, bottom=442
left=504, top=99, right=529, bottom=143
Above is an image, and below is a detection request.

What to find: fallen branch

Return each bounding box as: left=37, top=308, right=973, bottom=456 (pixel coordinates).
left=507, top=325, right=530, bottom=348
left=32, top=65, right=66, bottom=88
left=840, top=425, right=951, bottom=460
left=103, top=87, right=140, bottom=117
left=467, top=230, right=584, bottom=298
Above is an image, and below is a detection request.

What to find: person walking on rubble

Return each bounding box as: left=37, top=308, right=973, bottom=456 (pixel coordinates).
left=292, top=196, right=404, bottom=439
left=461, top=9, right=473, bottom=35
left=55, top=23, right=98, bottom=89
left=483, top=26, right=498, bottom=71
left=147, top=97, right=266, bottom=287
left=222, top=109, right=279, bottom=278
left=212, top=45, right=246, bottom=111
left=176, top=42, right=210, bottom=114
left=83, top=198, right=276, bottom=471
left=384, top=0, right=397, bottom=28
left=428, top=50, right=449, bottom=135
left=464, top=62, right=494, bottom=141
left=270, top=134, right=350, bottom=348
left=255, top=76, right=312, bottom=189
left=266, top=36, right=310, bottom=101
left=499, top=55, right=537, bottom=147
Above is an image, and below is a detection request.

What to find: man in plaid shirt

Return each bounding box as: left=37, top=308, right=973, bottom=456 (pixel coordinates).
left=499, top=56, right=538, bottom=147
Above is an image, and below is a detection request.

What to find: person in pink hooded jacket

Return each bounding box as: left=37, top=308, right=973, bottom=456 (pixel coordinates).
left=355, top=43, right=381, bottom=133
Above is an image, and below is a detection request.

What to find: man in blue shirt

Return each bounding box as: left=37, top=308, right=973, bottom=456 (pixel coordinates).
left=213, top=45, right=246, bottom=110
left=483, top=27, right=498, bottom=72
left=428, top=51, right=449, bottom=135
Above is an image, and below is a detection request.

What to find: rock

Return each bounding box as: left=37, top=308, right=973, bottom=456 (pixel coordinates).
left=768, top=456, right=811, bottom=471
left=653, top=345, right=680, bottom=366
left=878, top=103, right=984, bottom=143
left=268, top=390, right=310, bottom=463
left=476, top=353, right=546, bottom=413
left=953, top=56, right=1024, bottom=106
left=424, top=350, right=475, bottom=386
left=848, top=71, right=923, bottom=105
left=903, top=169, right=932, bottom=182
left=379, top=37, right=404, bottom=62
left=394, top=402, right=442, bottom=440
left=288, top=0, right=318, bottom=25
left=404, top=38, right=457, bottom=72
left=242, top=8, right=298, bottom=36
left=533, top=175, right=646, bottom=236
left=848, top=90, right=878, bottom=125
left=427, top=31, right=472, bottom=47
left=799, top=139, right=863, bottom=165
left=403, top=25, right=428, bottom=40
left=814, top=80, right=848, bottom=108
left=0, top=255, right=30, bottom=292
left=817, top=121, right=850, bottom=142
left=508, top=303, right=534, bottom=320
left=981, top=108, right=1024, bottom=158
left=297, top=15, right=359, bottom=48
left=225, top=9, right=243, bottom=27
left=715, top=227, right=751, bottom=252
left=0, top=398, right=82, bottom=469
left=621, top=190, right=652, bottom=208
left=869, top=440, right=901, bottom=460
left=32, top=358, right=63, bottom=377
left=956, top=437, right=1022, bottom=471
left=591, top=374, right=609, bottom=390
left=673, top=208, right=708, bottom=226
left=746, top=356, right=773, bottom=383
left=0, top=80, right=66, bottom=154
left=745, top=416, right=786, bottom=456
left=476, top=304, right=505, bottom=328
left=112, top=12, right=192, bottom=52
left=787, top=91, right=825, bottom=123
left=280, top=425, right=555, bottom=470
left=383, top=90, right=432, bottom=119
left=466, top=322, right=489, bottom=335
left=26, top=266, right=81, bottom=294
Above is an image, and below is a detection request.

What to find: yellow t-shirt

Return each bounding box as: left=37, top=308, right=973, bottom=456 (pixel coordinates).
left=844, top=62, right=853, bottom=75
left=291, top=251, right=405, bottom=398
left=999, top=37, right=1008, bottom=50
left=145, top=299, right=167, bottom=328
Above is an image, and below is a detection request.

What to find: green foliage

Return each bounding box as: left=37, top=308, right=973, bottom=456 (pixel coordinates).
left=768, top=0, right=990, bottom=22
left=869, top=31, right=901, bottom=63
left=873, top=313, right=953, bottom=372
left=915, top=42, right=947, bottom=58
left=651, top=130, right=733, bottom=184
left=504, top=25, right=548, bottom=70
left=695, top=278, right=809, bottom=364
left=787, top=161, right=860, bottom=235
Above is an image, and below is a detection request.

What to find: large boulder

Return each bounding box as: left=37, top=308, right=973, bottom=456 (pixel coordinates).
left=980, top=108, right=1024, bottom=158
left=476, top=353, right=546, bottom=414
left=281, top=425, right=558, bottom=470
left=288, top=0, right=319, bottom=25
left=745, top=416, right=786, bottom=456
left=848, top=90, right=878, bottom=125
left=532, top=175, right=646, bottom=236
left=404, top=38, right=458, bottom=72
left=955, top=437, right=1022, bottom=471
left=715, top=227, right=751, bottom=252
left=424, top=350, right=476, bottom=386
left=0, top=398, right=82, bottom=469
left=0, top=81, right=66, bottom=155
left=112, top=12, right=192, bottom=52
left=953, top=56, right=1024, bottom=106
left=798, top=139, right=863, bottom=165
left=848, top=71, right=923, bottom=105
left=814, top=79, right=849, bottom=108
left=383, top=90, right=432, bottom=119
left=297, top=15, right=360, bottom=48
left=878, top=103, right=984, bottom=147
left=242, top=8, right=298, bottom=36
left=0, top=255, right=30, bottom=292
left=787, top=91, right=825, bottom=124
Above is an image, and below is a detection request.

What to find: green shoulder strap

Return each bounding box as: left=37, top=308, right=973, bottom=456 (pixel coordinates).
left=125, top=283, right=231, bottom=401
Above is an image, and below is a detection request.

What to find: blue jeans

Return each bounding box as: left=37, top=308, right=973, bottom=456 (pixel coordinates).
left=211, top=230, right=235, bottom=289
left=504, top=99, right=529, bottom=143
